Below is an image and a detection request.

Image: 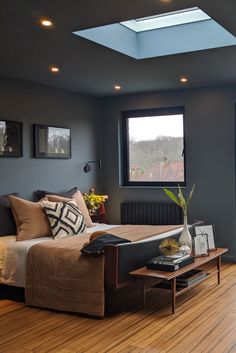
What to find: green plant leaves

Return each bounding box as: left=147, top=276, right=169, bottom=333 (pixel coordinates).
left=187, top=184, right=195, bottom=207
left=163, top=188, right=182, bottom=207
left=163, top=184, right=195, bottom=216
left=178, top=185, right=186, bottom=208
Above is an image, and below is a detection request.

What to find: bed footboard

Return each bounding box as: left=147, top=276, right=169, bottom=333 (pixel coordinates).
left=105, top=229, right=186, bottom=289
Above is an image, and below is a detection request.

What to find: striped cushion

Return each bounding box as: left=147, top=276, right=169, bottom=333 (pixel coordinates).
left=42, top=200, right=86, bottom=239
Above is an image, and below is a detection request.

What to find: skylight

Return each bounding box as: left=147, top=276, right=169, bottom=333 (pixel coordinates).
left=120, top=7, right=210, bottom=32
left=73, top=6, right=236, bottom=60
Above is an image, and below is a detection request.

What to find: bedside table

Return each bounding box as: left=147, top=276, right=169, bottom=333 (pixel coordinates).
left=91, top=213, right=107, bottom=223
left=129, top=248, right=228, bottom=314
left=90, top=204, right=108, bottom=223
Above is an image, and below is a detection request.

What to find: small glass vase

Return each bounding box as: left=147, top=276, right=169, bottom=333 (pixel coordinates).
left=179, top=215, right=192, bottom=250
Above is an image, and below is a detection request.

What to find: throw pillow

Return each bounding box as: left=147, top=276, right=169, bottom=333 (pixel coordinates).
left=34, top=186, right=78, bottom=202
left=42, top=200, right=86, bottom=239
left=45, top=190, right=95, bottom=228
left=8, top=195, right=52, bottom=241
left=0, top=193, right=18, bottom=236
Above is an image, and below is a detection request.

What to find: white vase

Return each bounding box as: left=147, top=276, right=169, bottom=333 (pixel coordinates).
left=179, top=215, right=192, bottom=250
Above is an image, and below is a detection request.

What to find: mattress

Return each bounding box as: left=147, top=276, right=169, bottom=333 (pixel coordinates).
left=0, top=223, right=119, bottom=287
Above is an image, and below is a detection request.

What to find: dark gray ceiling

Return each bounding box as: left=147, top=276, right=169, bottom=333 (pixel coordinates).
left=1, top=0, right=236, bottom=97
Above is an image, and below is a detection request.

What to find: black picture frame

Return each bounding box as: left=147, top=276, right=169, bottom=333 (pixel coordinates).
left=34, top=124, right=71, bottom=159
left=0, top=120, right=22, bottom=158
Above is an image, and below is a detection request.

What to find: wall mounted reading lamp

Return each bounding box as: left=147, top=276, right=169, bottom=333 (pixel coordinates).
left=84, top=160, right=102, bottom=173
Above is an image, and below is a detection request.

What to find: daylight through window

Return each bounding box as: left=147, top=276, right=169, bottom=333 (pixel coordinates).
left=121, top=107, right=185, bottom=186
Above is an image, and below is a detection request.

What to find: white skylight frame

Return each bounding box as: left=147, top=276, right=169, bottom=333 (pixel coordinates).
left=120, top=7, right=210, bottom=32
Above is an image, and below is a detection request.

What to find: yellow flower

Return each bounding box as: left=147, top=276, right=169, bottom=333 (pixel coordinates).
left=83, top=189, right=108, bottom=212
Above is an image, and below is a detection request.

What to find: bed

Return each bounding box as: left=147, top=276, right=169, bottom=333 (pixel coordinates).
left=0, top=223, right=184, bottom=288
left=0, top=223, right=185, bottom=317
left=0, top=189, right=188, bottom=316
left=0, top=223, right=119, bottom=288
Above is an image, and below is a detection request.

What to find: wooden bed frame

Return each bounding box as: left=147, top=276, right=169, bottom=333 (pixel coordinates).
left=105, top=228, right=184, bottom=289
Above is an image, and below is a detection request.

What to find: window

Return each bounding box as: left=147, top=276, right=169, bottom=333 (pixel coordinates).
left=120, top=7, right=210, bottom=32
left=120, top=107, right=185, bottom=187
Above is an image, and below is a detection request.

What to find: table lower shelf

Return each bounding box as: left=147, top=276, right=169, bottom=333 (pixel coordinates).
left=153, top=269, right=217, bottom=296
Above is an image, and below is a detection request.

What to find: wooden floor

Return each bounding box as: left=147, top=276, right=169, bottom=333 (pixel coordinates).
left=1, top=262, right=236, bottom=353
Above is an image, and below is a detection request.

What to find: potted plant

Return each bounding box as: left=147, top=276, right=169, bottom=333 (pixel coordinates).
left=163, top=184, right=195, bottom=249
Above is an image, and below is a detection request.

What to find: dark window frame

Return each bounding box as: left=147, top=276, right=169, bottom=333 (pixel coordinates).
left=120, top=106, right=186, bottom=187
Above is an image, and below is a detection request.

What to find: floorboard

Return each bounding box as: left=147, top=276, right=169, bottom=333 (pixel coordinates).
left=0, top=262, right=236, bottom=353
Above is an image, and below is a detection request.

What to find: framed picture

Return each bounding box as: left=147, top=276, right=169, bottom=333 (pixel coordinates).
left=34, top=124, right=71, bottom=159
left=193, top=234, right=209, bottom=257
left=194, top=225, right=216, bottom=251
left=0, top=120, right=22, bottom=158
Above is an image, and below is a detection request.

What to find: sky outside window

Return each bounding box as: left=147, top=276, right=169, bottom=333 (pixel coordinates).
left=128, top=115, right=183, bottom=142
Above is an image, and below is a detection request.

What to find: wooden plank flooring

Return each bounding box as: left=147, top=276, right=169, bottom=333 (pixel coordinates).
left=1, top=262, right=236, bottom=353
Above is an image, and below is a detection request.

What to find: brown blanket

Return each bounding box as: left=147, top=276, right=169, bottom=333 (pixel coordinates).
left=25, top=224, right=182, bottom=317
left=26, top=234, right=105, bottom=317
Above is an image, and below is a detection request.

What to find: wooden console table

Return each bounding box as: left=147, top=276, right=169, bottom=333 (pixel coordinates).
left=129, top=248, right=228, bottom=314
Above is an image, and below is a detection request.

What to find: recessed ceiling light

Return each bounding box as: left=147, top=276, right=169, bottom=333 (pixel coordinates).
left=50, top=66, right=59, bottom=73
left=40, top=19, right=53, bottom=27
left=114, top=85, right=121, bottom=91
left=180, top=76, right=188, bottom=83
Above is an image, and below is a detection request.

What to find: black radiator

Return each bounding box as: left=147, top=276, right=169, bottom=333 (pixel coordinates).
left=121, top=201, right=183, bottom=225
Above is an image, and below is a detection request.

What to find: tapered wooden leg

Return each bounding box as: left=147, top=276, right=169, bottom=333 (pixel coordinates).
left=171, top=278, right=176, bottom=314
left=141, top=279, right=146, bottom=309
left=217, top=255, right=221, bottom=285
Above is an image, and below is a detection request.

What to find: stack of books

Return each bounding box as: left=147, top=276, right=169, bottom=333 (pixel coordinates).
left=146, top=252, right=194, bottom=272
left=157, top=269, right=208, bottom=290
left=159, top=269, right=208, bottom=290
left=176, top=269, right=208, bottom=288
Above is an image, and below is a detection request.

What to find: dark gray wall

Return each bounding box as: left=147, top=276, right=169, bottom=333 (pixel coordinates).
left=102, top=85, right=236, bottom=258
left=1, top=76, right=236, bottom=258
left=0, top=77, right=103, bottom=199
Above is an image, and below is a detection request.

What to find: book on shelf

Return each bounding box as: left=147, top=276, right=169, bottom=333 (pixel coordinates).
left=164, top=253, right=191, bottom=262
left=152, top=253, right=191, bottom=264
left=176, top=272, right=208, bottom=287
left=176, top=269, right=205, bottom=283
left=159, top=269, right=208, bottom=289
left=146, top=255, right=194, bottom=271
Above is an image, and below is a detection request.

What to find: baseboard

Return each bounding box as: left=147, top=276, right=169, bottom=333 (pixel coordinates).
left=222, top=253, right=236, bottom=263
left=0, top=284, right=25, bottom=302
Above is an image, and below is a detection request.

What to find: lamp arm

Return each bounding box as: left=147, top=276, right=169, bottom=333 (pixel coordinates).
left=83, top=160, right=102, bottom=173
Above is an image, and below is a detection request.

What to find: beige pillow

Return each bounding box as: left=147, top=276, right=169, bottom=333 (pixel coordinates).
left=45, top=190, right=95, bottom=228
left=8, top=195, right=52, bottom=241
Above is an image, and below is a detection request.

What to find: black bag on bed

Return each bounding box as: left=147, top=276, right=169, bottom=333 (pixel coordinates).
left=81, top=234, right=131, bottom=255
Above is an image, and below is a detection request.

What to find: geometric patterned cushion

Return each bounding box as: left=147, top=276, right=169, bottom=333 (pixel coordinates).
left=42, top=200, right=86, bottom=239
left=45, top=190, right=95, bottom=228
